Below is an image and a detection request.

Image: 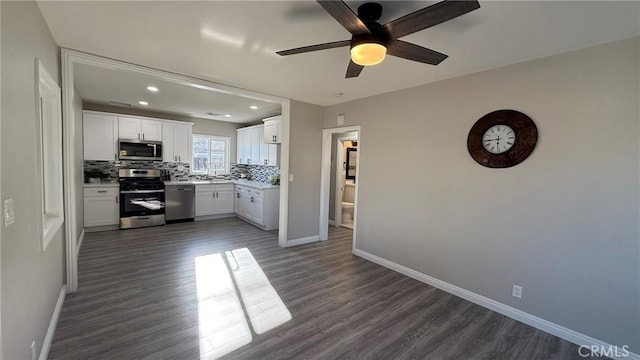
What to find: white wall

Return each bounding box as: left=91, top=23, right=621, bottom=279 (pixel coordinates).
left=287, top=100, right=324, bottom=239
left=324, top=37, right=640, bottom=352
left=1, top=2, right=66, bottom=358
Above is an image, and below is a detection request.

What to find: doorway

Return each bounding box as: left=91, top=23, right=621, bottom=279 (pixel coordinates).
left=334, top=133, right=358, bottom=229
left=319, top=126, right=361, bottom=250
left=61, top=50, right=292, bottom=293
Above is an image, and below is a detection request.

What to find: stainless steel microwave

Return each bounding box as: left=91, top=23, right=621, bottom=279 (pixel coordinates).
left=118, top=140, right=162, bottom=161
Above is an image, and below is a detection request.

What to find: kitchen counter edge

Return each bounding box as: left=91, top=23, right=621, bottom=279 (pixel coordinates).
left=164, top=180, right=279, bottom=190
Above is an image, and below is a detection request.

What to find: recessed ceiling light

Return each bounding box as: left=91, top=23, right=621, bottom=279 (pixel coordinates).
left=146, top=86, right=159, bottom=92
left=224, top=114, right=232, bottom=118
left=138, top=101, right=149, bottom=106
left=250, top=105, right=259, bottom=110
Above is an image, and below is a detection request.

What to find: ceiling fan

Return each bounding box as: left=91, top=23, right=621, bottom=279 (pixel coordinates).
left=276, top=0, right=480, bottom=78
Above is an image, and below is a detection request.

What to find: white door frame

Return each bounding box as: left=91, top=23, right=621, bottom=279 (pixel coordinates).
left=61, top=49, right=292, bottom=293
left=319, top=126, right=361, bottom=249
left=334, top=133, right=358, bottom=228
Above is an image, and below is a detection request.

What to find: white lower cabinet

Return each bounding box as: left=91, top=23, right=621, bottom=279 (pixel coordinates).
left=195, top=184, right=235, bottom=217
left=234, top=185, right=279, bottom=230
left=84, top=187, right=119, bottom=228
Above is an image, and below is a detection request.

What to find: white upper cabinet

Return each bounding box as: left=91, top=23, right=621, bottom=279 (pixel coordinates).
left=118, top=116, right=140, bottom=140
left=162, top=122, right=176, bottom=162
left=263, top=115, right=281, bottom=144
left=174, top=123, right=192, bottom=164
left=118, top=116, right=162, bottom=141
left=249, top=126, right=260, bottom=165
left=83, top=111, right=118, bottom=161
left=163, top=122, right=192, bottom=163
left=236, top=125, right=277, bottom=166
left=83, top=111, right=193, bottom=163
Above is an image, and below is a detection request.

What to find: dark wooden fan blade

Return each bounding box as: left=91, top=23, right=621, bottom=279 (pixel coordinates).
left=276, top=40, right=351, bottom=56
left=346, top=60, right=364, bottom=78
left=386, top=40, right=448, bottom=65
left=317, top=0, right=370, bottom=35
left=383, top=0, right=480, bottom=39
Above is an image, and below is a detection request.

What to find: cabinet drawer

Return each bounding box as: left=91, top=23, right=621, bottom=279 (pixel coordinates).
left=215, top=184, right=234, bottom=192
left=196, top=185, right=215, bottom=193
left=84, top=188, right=118, bottom=197
left=249, top=189, right=263, bottom=197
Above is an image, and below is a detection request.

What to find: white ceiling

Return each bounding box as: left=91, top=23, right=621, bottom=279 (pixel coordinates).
left=38, top=1, right=640, bottom=106
left=74, top=63, right=282, bottom=123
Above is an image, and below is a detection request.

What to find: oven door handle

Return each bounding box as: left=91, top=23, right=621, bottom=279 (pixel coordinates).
left=120, top=189, right=165, bottom=194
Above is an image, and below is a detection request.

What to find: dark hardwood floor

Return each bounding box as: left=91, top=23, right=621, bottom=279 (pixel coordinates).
left=49, top=218, right=596, bottom=360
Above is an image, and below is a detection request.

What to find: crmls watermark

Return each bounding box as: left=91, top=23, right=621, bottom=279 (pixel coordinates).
left=578, top=345, right=630, bottom=358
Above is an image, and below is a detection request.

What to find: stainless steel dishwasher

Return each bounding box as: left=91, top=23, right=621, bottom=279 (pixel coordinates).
left=165, top=184, right=195, bottom=222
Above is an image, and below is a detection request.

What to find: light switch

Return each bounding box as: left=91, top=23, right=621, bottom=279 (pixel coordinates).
left=288, top=174, right=294, bottom=182
left=4, top=197, right=15, bottom=227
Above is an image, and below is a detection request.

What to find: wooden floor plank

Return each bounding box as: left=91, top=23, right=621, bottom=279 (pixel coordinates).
left=49, top=218, right=599, bottom=360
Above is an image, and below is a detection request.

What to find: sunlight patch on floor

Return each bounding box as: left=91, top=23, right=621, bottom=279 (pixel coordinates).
left=226, top=248, right=292, bottom=334
left=195, top=253, right=252, bottom=359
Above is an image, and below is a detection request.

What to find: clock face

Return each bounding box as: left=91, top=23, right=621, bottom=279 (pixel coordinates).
left=482, top=125, right=515, bottom=154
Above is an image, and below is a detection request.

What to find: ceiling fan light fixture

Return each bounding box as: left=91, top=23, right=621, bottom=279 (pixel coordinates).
left=350, top=42, right=386, bottom=66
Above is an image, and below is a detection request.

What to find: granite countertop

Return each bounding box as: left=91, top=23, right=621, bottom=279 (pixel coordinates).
left=164, top=179, right=279, bottom=190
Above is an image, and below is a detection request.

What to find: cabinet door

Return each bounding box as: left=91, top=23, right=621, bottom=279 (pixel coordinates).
left=175, top=123, right=192, bottom=164
left=264, top=117, right=281, bottom=144
left=119, top=117, right=141, bottom=140
left=259, top=140, right=270, bottom=166
left=162, top=122, right=176, bottom=162
left=252, top=196, right=264, bottom=225
left=215, top=190, right=235, bottom=214
left=195, top=191, right=215, bottom=216
left=84, top=195, right=119, bottom=227
left=234, top=190, right=245, bottom=216
left=267, top=144, right=278, bottom=166
left=242, top=130, right=252, bottom=164
left=249, top=127, right=260, bottom=165
left=83, top=113, right=118, bottom=161
left=236, top=129, right=245, bottom=164
left=141, top=119, right=162, bottom=141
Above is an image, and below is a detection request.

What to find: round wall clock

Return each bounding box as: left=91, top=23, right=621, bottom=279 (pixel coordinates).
left=467, top=109, right=537, bottom=168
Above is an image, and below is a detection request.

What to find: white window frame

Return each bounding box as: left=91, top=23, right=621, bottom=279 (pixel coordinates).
left=36, top=59, right=64, bottom=251
left=191, top=134, right=231, bottom=175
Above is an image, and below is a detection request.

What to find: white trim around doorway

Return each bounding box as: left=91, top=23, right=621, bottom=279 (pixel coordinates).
left=319, top=126, right=361, bottom=250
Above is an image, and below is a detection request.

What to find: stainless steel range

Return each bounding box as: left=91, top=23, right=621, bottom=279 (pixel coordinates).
left=118, top=169, right=165, bottom=229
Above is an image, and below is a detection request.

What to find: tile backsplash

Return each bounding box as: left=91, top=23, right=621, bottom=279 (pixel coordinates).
left=84, top=161, right=279, bottom=184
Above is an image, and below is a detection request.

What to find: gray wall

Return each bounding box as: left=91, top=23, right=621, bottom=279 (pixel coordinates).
left=1, top=2, right=66, bottom=359
left=323, top=38, right=640, bottom=352
left=287, top=100, right=324, bottom=239
left=82, top=102, right=242, bottom=161
left=74, top=87, right=84, bottom=239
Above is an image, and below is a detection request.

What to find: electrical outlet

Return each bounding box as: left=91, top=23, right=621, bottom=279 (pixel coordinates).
left=288, top=174, right=294, bottom=182
left=30, top=341, right=36, bottom=360
left=512, top=285, right=523, bottom=299
left=4, top=197, right=15, bottom=227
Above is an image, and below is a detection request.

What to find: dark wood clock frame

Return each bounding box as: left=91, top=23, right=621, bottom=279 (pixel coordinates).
left=467, top=109, right=538, bottom=168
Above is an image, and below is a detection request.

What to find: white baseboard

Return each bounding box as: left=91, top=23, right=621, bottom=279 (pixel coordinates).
left=286, top=235, right=320, bottom=247
left=39, top=285, right=66, bottom=360
left=353, top=248, right=639, bottom=360
left=76, top=229, right=85, bottom=259
left=328, top=219, right=336, bottom=226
